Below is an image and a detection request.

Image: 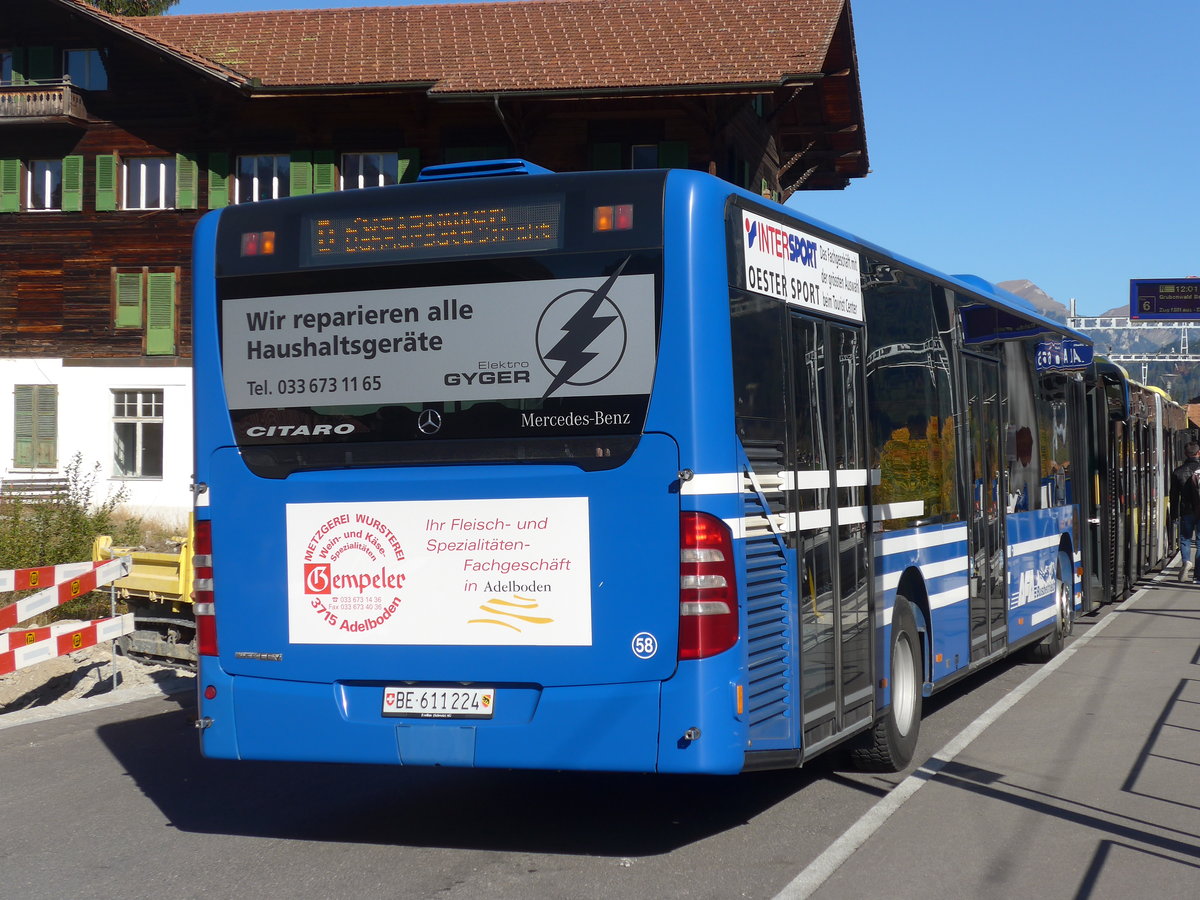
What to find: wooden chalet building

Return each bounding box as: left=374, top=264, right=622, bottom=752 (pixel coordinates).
left=0, top=0, right=868, bottom=516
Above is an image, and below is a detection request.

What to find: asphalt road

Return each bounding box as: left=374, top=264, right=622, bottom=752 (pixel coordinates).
left=0, top=610, right=1126, bottom=900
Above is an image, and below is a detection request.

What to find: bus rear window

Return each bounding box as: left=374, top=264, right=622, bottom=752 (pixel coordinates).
left=219, top=254, right=660, bottom=475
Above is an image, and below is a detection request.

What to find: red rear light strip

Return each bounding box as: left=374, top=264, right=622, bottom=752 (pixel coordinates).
left=192, top=519, right=218, bottom=657
left=678, top=512, right=738, bottom=660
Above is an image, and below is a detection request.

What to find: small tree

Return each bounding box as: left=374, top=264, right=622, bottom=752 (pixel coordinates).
left=0, top=454, right=140, bottom=621
left=92, top=0, right=181, bottom=15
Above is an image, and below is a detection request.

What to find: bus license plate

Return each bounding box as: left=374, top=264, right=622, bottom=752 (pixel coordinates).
left=382, top=686, right=495, bottom=719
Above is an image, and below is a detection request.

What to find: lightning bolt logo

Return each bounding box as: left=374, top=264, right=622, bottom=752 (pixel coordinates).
left=540, top=257, right=629, bottom=398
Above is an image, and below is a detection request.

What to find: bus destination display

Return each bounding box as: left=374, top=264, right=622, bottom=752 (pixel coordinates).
left=306, top=199, right=562, bottom=266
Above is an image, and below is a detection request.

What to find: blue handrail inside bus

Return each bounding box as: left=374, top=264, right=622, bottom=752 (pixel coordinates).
left=416, top=158, right=555, bottom=182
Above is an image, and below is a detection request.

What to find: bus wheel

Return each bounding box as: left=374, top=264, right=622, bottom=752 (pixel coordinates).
left=850, top=596, right=922, bottom=772
left=1027, top=552, right=1074, bottom=663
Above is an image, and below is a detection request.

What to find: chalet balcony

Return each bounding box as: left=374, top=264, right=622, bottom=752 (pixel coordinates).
left=0, top=80, right=89, bottom=127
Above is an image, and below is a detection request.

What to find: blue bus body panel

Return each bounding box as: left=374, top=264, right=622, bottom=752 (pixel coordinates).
left=875, top=523, right=970, bottom=690
left=1005, top=505, right=1076, bottom=641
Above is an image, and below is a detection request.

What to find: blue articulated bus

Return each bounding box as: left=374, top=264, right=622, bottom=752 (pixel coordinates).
left=192, top=159, right=1091, bottom=774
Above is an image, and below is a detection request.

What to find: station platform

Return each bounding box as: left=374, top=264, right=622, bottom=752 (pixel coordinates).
left=793, top=561, right=1200, bottom=899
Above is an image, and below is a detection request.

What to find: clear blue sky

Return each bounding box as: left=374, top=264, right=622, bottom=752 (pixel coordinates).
left=167, top=0, right=1198, bottom=316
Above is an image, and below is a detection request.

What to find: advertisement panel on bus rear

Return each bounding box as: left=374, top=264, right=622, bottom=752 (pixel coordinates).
left=286, top=496, right=592, bottom=645
left=221, top=273, right=656, bottom=411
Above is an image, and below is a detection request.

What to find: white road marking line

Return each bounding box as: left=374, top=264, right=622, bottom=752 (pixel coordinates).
left=773, top=565, right=1165, bottom=900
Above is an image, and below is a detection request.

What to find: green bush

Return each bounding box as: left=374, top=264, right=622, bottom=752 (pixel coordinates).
left=0, top=455, right=141, bottom=623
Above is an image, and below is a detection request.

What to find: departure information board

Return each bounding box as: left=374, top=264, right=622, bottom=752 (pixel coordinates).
left=304, top=198, right=562, bottom=266
left=1129, top=278, right=1200, bottom=320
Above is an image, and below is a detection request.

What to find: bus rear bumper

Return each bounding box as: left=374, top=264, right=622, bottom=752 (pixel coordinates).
left=198, top=662, right=671, bottom=772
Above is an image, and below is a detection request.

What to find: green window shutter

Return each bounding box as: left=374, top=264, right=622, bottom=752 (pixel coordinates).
left=34, top=386, right=57, bottom=468
left=9, top=49, right=26, bottom=85
left=176, top=152, right=198, bottom=209
left=13, top=385, right=57, bottom=469
left=397, top=148, right=420, bottom=183
left=95, top=154, right=118, bottom=211
left=589, top=143, right=621, bottom=171
left=0, top=159, right=20, bottom=213
left=290, top=151, right=313, bottom=196
left=207, top=152, right=230, bottom=209
left=61, top=155, right=83, bottom=211
left=657, top=141, right=689, bottom=169
left=145, top=272, right=176, bottom=355
left=13, top=385, right=33, bottom=467
left=313, top=150, right=336, bottom=193
left=27, top=46, right=54, bottom=83
left=115, top=272, right=143, bottom=328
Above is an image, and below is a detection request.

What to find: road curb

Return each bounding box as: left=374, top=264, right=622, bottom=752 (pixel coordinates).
left=0, top=674, right=194, bottom=731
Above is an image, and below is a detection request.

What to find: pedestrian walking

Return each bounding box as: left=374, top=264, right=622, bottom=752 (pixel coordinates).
left=1169, top=441, right=1200, bottom=581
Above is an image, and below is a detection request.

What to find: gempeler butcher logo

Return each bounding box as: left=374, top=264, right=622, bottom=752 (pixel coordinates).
left=535, top=257, right=630, bottom=397
left=304, top=563, right=332, bottom=594
left=301, top=512, right=407, bottom=634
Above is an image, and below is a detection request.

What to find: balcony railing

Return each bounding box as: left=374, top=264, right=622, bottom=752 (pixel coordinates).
left=0, top=80, right=89, bottom=123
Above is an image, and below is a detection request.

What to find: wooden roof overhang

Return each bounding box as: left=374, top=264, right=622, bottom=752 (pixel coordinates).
left=53, top=0, right=869, bottom=191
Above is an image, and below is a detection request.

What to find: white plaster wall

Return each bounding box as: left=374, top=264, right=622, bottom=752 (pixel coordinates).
left=0, top=359, right=193, bottom=523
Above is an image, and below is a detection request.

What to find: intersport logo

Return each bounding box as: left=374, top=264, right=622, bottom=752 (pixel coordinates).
left=744, top=214, right=818, bottom=267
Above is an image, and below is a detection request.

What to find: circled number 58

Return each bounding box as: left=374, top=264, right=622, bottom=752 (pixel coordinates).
left=631, top=632, right=658, bottom=659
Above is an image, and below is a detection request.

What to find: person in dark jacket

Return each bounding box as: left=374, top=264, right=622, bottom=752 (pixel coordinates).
left=1169, top=441, right=1200, bottom=582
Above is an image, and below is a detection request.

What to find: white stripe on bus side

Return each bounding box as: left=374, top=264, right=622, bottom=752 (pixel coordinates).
left=1008, top=533, right=1067, bottom=558
left=680, top=468, right=884, bottom=496
left=878, top=524, right=968, bottom=556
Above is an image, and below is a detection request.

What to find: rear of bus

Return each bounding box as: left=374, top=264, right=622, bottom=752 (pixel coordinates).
left=192, top=165, right=749, bottom=774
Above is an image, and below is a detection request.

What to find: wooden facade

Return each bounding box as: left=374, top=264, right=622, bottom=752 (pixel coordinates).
left=0, top=0, right=867, bottom=507
left=1, top=0, right=867, bottom=363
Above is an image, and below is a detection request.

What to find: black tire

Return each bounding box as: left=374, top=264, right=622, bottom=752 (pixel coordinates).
left=1026, top=552, right=1074, bottom=663
left=850, top=596, right=922, bottom=772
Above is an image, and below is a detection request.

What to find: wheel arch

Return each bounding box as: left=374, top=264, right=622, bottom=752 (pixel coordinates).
left=895, top=566, right=931, bottom=684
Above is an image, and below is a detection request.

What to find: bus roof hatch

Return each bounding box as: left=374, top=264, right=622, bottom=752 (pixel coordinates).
left=417, top=158, right=555, bottom=182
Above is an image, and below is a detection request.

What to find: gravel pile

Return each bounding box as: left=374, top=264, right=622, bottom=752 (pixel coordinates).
left=0, top=639, right=193, bottom=715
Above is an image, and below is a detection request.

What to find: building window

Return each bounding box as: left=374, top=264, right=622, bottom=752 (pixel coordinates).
left=1, top=50, right=13, bottom=85
left=124, top=157, right=176, bottom=210
left=341, top=152, right=398, bottom=190
left=27, top=159, right=62, bottom=211
left=111, top=268, right=178, bottom=355
left=113, top=390, right=163, bottom=478
left=13, top=384, right=57, bottom=469
left=64, top=48, right=107, bottom=90
left=630, top=145, right=658, bottom=169
left=235, top=154, right=290, bottom=203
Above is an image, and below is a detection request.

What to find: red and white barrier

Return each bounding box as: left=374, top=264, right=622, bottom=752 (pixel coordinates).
left=0, top=614, right=135, bottom=676
left=0, top=557, right=131, bottom=631
left=0, top=556, right=135, bottom=676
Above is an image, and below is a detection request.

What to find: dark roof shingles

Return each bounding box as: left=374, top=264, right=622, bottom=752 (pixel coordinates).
left=121, top=0, right=846, bottom=92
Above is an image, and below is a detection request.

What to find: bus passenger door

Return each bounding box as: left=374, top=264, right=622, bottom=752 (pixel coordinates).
left=789, top=314, right=873, bottom=758
left=965, top=355, right=1007, bottom=661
